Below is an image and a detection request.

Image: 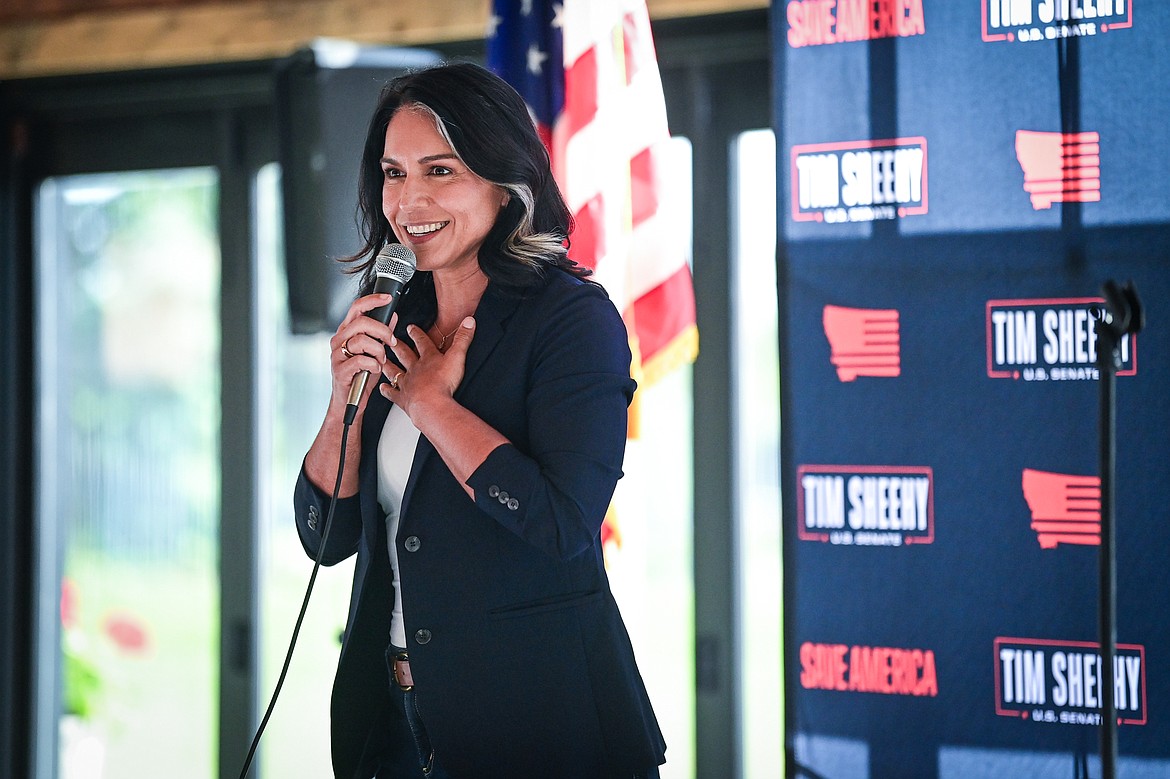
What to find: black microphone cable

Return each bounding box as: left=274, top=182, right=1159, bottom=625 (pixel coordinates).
left=237, top=417, right=354, bottom=779
left=237, top=243, right=415, bottom=777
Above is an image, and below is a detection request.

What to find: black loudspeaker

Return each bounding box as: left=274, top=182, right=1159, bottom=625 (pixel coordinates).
left=275, top=40, right=440, bottom=333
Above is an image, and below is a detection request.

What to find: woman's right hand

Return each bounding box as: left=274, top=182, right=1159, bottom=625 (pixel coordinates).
left=327, top=292, right=397, bottom=417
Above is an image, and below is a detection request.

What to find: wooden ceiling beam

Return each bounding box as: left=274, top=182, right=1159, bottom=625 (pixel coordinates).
left=0, top=0, right=767, bottom=80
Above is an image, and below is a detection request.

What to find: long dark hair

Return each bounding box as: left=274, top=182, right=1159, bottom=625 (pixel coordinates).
left=347, top=62, right=588, bottom=310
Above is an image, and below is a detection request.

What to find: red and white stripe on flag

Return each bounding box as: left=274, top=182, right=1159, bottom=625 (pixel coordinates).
left=555, top=0, right=698, bottom=388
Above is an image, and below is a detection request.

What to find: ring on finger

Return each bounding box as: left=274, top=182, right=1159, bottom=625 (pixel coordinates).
left=389, top=372, right=403, bottom=391
left=341, top=338, right=355, bottom=359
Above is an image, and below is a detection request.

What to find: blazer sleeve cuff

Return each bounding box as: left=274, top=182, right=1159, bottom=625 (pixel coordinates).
left=466, top=443, right=539, bottom=535
left=294, top=462, right=362, bottom=562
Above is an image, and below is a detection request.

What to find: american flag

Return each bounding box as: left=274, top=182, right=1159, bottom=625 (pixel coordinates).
left=487, top=0, right=698, bottom=389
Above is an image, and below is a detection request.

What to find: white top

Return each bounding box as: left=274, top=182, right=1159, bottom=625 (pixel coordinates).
left=376, top=403, right=422, bottom=649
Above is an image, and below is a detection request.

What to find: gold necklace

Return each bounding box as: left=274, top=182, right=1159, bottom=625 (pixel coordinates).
left=435, top=322, right=461, bottom=351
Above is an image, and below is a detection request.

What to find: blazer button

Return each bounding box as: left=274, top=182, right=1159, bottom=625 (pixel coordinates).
left=497, top=490, right=509, bottom=504
left=414, top=629, right=432, bottom=645
left=488, top=485, right=501, bottom=498
left=405, top=536, right=421, bottom=553
left=307, top=505, right=319, bottom=532
left=506, top=498, right=519, bottom=511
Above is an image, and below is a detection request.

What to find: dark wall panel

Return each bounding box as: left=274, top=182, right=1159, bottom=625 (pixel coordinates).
left=777, top=2, right=1169, bottom=776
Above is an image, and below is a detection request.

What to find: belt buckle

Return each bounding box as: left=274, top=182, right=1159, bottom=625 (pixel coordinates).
left=393, top=651, right=413, bottom=691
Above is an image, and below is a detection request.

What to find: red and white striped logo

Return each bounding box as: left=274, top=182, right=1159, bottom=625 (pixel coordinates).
left=1021, top=468, right=1100, bottom=548
left=1015, top=130, right=1101, bottom=210
left=823, top=305, right=901, bottom=382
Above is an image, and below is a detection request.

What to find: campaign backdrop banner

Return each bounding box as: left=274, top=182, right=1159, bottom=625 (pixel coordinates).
left=775, top=3, right=1169, bottom=777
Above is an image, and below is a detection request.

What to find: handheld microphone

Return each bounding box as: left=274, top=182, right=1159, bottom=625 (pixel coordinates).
left=344, top=243, right=417, bottom=422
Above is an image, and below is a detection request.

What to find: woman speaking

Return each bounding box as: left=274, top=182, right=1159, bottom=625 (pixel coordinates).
left=294, top=62, right=666, bottom=778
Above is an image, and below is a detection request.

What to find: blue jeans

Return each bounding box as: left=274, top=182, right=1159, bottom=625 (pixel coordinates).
left=380, top=646, right=449, bottom=778
left=402, top=687, right=445, bottom=777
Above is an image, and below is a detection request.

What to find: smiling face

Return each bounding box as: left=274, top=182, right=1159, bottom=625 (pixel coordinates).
left=381, top=105, right=508, bottom=277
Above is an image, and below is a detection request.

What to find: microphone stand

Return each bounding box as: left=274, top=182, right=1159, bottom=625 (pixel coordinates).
left=1094, top=280, right=1143, bottom=779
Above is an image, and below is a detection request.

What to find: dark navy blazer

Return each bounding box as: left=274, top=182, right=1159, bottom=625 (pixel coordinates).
left=294, top=269, right=666, bottom=778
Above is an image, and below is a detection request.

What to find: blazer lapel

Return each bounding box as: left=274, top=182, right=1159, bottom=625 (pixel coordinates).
left=454, top=282, right=518, bottom=401
left=399, top=282, right=520, bottom=515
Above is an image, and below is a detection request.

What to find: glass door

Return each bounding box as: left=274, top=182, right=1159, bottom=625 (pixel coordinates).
left=252, top=163, right=355, bottom=779
left=733, top=128, right=783, bottom=778
left=35, top=168, right=221, bottom=778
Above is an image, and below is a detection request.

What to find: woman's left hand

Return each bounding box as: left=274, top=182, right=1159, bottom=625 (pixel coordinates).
left=383, top=317, right=476, bottom=422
